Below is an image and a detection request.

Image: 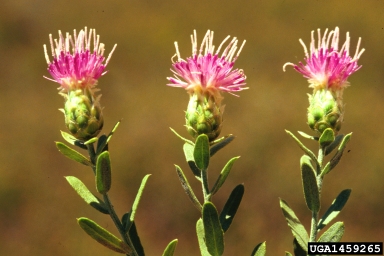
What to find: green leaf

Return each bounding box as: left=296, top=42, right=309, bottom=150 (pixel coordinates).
left=121, top=212, right=131, bottom=233
left=175, top=165, right=202, bottom=211
left=211, top=157, right=240, bottom=196
left=324, top=134, right=344, bottom=156
left=183, top=143, right=201, bottom=178
left=279, top=198, right=309, bottom=253
left=65, top=176, right=108, bottom=214
left=95, top=151, right=112, bottom=194
left=56, top=142, right=93, bottom=166
left=297, top=131, right=318, bottom=141
left=202, top=202, right=224, bottom=256
left=320, top=161, right=331, bottom=178
left=329, top=133, right=352, bottom=171
left=251, top=241, right=266, bottom=256
left=319, top=128, right=335, bottom=148
left=285, top=130, right=320, bottom=172
left=128, top=221, right=145, bottom=256
left=318, top=189, right=351, bottom=230
left=300, top=155, right=320, bottom=212
left=107, top=121, right=120, bottom=143
left=121, top=212, right=144, bottom=256
left=318, top=221, right=345, bottom=242
left=219, top=184, right=244, bottom=232
left=170, top=127, right=194, bottom=145
left=210, top=134, right=235, bottom=157
left=285, top=252, right=293, bottom=256
left=95, top=121, right=120, bottom=155
left=60, top=130, right=88, bottom=149
left=162, top=239, right=178, bottom=256
left=194, top=134, right=210, bottom=171
left=84, top=137, right=98, bottom=145
left=130, top=174, right=151, bottom=222
left=77, top=217, right=131, bottom=254
left=293, top=238, right=307, bottom=256
left=196, top=218, right=212, bottom=256
left=96, top=135, right=108, bottom=155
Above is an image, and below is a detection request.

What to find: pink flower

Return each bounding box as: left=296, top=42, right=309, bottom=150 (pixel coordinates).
left=44, top=27, right=116, bottom=92
left=167, top=30, right=247, bottom=97
left=283, top=27, right=364, bottom=91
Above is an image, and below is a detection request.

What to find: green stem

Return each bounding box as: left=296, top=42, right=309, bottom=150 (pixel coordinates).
left=87, top=144, right=137, bottom=256
left=103, top=193, right=137, bottom=256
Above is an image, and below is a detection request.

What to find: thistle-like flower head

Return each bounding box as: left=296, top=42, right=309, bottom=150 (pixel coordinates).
left=283, top=27, right=364, bottom=92
left=167, top=30, right=247, bottom=102
left=44, top=27, right=116, bottom=140
left=44, top=27, right=116, bottom=93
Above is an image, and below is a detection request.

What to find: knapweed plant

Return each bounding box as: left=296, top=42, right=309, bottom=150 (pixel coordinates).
left=167, top=30, right=266, bottom=255
left=281, top=27, right=364, bottom=255
left=44, top=27, right=177, bottom=256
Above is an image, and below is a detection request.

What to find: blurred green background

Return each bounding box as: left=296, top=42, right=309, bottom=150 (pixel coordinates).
left=1, top=0, right=383, bottom=255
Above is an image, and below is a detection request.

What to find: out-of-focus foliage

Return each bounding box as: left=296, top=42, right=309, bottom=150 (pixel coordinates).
left=0, top=0, right=383, bottom=255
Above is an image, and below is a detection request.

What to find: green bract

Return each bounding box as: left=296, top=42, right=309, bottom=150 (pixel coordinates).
left=62, top=88, right=104, bottom=141
left=186, top=92, right=223, bottom=141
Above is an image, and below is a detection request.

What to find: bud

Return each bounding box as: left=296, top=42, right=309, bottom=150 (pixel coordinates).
left=43, top=27, right=116, bottom=141
left=307, top=90, right=342, bottom=134
left=186, top=91, right=223, bottom=141
left=167, top=30, right=247, bottom=141
left=61, top=89, right=104, bottom=140
left=284, top=27, right=364, bottom=134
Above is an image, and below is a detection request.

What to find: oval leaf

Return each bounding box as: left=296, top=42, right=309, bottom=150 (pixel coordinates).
left=318, top=189, right=351, bottom=230
left=196, top=219, right=211, bottom=256
left=77, top=217, right=131, bottom=254
left=194, top=135, right=210, bottom=171
left=319, top=128, right=335, bottom=148
left=293, top=238, right=307, bottom=256
left=65, top=176, right=108, bottom=214
left=130, top=174, right=151, bottom=222
left=96, top=135, right=108, bottom=154
left=219, top=184, right=244, bottom=232
left=300, top=155, right=320, bottom=213
left=211, top=157, right=240, bottom=196
left=318, top=221, right=345, bottom=242
left=251, top=241, right=266, bottom=256
left=121, top=213, right=145, bottom=256
left=60, top=130, right=88, bottom=149
left=210, top=134, right=235, bottom=157
left=162, top=239, right=178, bottom=256
left=329, top=133, right=352, bottom=170
left=203, top=202, right=224, bottom=256
left=183, top=143, right=201, bottom=178
left=96, top=151, right=112, bottom=194
left=285, top=130, right=320, bottom=172
left=128, top=221, right=145, bottom=256
left=279, top=198, right=309, bottom=252
left=324, top=134, right=344, bottom=156
left=175, top=165, right=202, bottom=211
left=56, top=142, right=92, bottom=166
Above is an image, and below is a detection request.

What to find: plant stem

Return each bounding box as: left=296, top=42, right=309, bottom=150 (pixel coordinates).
left=103, top=193, right=137, bottom=256
left=87, top=144, right=137, bottom=256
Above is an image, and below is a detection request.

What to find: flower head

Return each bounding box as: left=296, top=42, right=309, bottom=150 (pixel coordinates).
left=44, top=27, right=116, bottom=140
left=167, top=30, right=247, bottom=102
left=167, top=30, right=247, bottom=141
left=44, top=27, right=116, bottom=93
left=283, top=27, right=364, bottom=92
